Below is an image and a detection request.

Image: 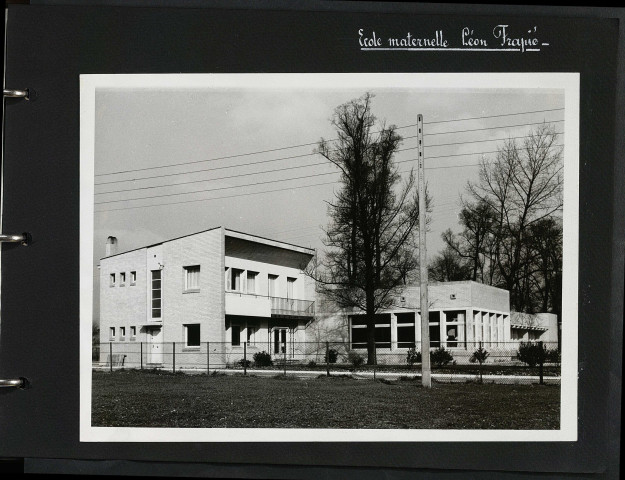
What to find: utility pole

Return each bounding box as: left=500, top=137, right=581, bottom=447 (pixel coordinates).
left=417, top=114, right=432, bottom=388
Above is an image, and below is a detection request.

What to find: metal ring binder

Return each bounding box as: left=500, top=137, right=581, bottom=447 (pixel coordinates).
left=0, top=233, right=31, bottom=245
left=3, top=88, right=29, bottom=99
left=0, top=378, right=27, bottom=389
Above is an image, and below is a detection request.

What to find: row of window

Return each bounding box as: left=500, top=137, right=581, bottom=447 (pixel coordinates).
left=111, top=266, right=298, bottom=299
left=108, top=324, right=202, bottom=348
left=226, top=267, right=297, bottom=298
left=349, top=311, right=508, bottom=349
left=110, top=271, right=137, bottom=287
left=109, top=326, right=137, bottom=341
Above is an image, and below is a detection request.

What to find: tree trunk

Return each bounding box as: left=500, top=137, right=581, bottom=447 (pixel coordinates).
left=365, top=290, right=377, bottom=365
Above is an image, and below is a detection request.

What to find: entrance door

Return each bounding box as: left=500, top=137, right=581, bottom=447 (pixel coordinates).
left=273, top=328, right=288, bottom=355
left=147, top=328, right=163, bottom=364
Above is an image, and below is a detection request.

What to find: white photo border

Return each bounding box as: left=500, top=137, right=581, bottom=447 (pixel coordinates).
left=79, top=72, right=579, bottom=442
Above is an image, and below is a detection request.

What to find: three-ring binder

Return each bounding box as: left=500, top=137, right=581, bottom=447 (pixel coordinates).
left=2, top=87, right=32, bottom=390
left=0, top=233, right=31, bottom=245
left=3, top=88, right=29, bottom=99
left=0, top=378, right=27, bottom=389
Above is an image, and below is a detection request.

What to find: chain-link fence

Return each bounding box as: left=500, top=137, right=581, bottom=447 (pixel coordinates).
left=93, top=340, right=560, bottom=384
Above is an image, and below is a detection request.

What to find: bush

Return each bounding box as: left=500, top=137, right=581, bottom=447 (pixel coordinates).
left=406, top=347, right=422, bottom=367
left=545, top=348, right=561, bottom=364
left=253, top=350, right=273, bottom=367
left=516, top=342, right=547, bottom=367
left=238, top=359, right=252, bottom=368
left=307, top=360, right=317, bottom=368
left=325, top=348, right=338, bottom=364
left=430, top=346, right=454, bottom=366
left=470, top=346, right=490, bottom=364
left=347, top=351, right=364, bottom=368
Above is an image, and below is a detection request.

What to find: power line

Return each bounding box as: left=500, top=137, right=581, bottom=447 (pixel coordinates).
left=94, top=146, right=502, bottom=196
left=94, top=145, right=563, bottom=213
left=424, top=119, right=563, bottom=137
left=95, top=110, right=564, bottom=177
left=95, top=130, right=564, bottom=188
left=95, top=140, right=562, bottom=201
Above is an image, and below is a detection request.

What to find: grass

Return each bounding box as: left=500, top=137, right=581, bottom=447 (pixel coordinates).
left=92, top=370, right=560, bottom=429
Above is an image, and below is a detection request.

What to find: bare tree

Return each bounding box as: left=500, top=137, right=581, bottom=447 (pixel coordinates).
left=466, top=123, right=563, bottom=312
left=429, top=244, right=472, bottom=282
left=308, top=93, right=428, bottom=365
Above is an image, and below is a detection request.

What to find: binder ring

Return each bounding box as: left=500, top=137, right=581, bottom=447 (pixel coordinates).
left=0, top=233, right=31, bottom=245
left=3, top=88, right=29, bottom=99
left=0, top=378, right=27, bottom=389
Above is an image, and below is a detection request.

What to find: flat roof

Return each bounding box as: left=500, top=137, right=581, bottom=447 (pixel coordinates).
left=100, top=226, right=314, bottom=261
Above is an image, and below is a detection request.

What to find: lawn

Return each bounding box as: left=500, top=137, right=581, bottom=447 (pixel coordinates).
left=92, top=370, right=560, bottom=429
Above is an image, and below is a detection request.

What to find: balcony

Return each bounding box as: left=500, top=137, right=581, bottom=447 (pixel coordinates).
left=225, top=291, right=314, bottom=318
left=270, top=296, right=315, bottom=318
left=225, top=291, right=272, bottom=317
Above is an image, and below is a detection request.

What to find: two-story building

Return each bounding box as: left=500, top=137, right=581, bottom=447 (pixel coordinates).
left=98, top=227, right=315, bottom=367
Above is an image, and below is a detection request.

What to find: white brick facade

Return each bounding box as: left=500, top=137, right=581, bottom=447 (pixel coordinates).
left=98, top=227, right=315, bottom=367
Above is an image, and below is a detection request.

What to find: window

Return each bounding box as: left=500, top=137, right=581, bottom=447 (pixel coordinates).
left=287, top=277, right=296, bottom=299
left=268, top=274, right=279, bottom=297
left=151, top=270, right=162, bottom=318
left=185, top=324, right=200, bottom=347
left=120, top=327, right=126, bottom=340
left=130, top=326, right=136, bottom=339
left=246, top=271, right=258, bottom=294
left=247, top=326, right=256, bottom=345
left=120, top=272, right=126, bottom=286
left=130, top=271, right=136, bottom=285
left=231, top=325, right=241, bottom=346
left=109, top=327, right=116, bottom=340
left=429, top=311, right=441, bottom=347
left=110, top=273, right=116, bottom=287
left=444, top=310, right=465, bottom=347
left=349, top=314, right=391, bottom=349
left=445, top=326, right=458, bottom=347
left=230, top=268, right=244, bottom=292
left=184, top=265, right=200, bottom=292
left=396, top=313, right=416, bottom=348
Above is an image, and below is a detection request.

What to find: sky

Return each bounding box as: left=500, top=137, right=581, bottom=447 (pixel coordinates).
left=91, top=84, right=565, bottom=323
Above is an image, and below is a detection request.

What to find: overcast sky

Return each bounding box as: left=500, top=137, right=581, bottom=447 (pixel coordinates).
left=91, top=86, right=564, bottom=322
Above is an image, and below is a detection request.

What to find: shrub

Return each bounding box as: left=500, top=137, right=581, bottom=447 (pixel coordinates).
left=470, top=346, right=490, bottom=364
left=470, top=346, right=490, bottom=383
left=516, top=342, right=547, bottom=367
left=347, top=351, right=364, bottom=368
left=430, top=346, right=454, bottom=366
left=325, top=348, right=338, bottom=364
left=307, top=360, right=317, bottom=368
left=238, top=358, right=252, bottom=368
left=545, top=348, right=561, bottom=365
left=406, top=347, right=422, bottom=367
left=253, top=350, right=273, bottom=367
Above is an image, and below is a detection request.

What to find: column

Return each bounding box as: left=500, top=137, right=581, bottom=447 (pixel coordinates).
left=390, top=313, right=398, bottom=351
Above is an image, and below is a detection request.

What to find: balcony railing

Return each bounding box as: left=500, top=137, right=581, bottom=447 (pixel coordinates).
left=270, top=296, right=315, bottom=317
left=224, top=291, right=315, bottom=317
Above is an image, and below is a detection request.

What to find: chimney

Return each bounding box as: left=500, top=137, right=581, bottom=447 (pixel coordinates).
left=105, top=236, right=118, bottom=257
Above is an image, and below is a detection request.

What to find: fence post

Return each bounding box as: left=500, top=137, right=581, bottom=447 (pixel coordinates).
left=479, top=341, right=483, bottom=384
left=207, top=341, right=210, bottom=374
left=539, top=341, right=544, bottom=385
left=173, top=342, right=176, bottom=373
left=244, top=342, right=247, bottom=376
left=109, top=342, right=113, bottom=373
left=284, top=344, right=287, bottom=376
left=326, top=341, right=330, bottom=377
left=140, top=342, right=143, bottom=370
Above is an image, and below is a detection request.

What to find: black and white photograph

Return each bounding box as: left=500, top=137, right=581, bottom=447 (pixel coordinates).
left=79, top=73, right=579, bottom=442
